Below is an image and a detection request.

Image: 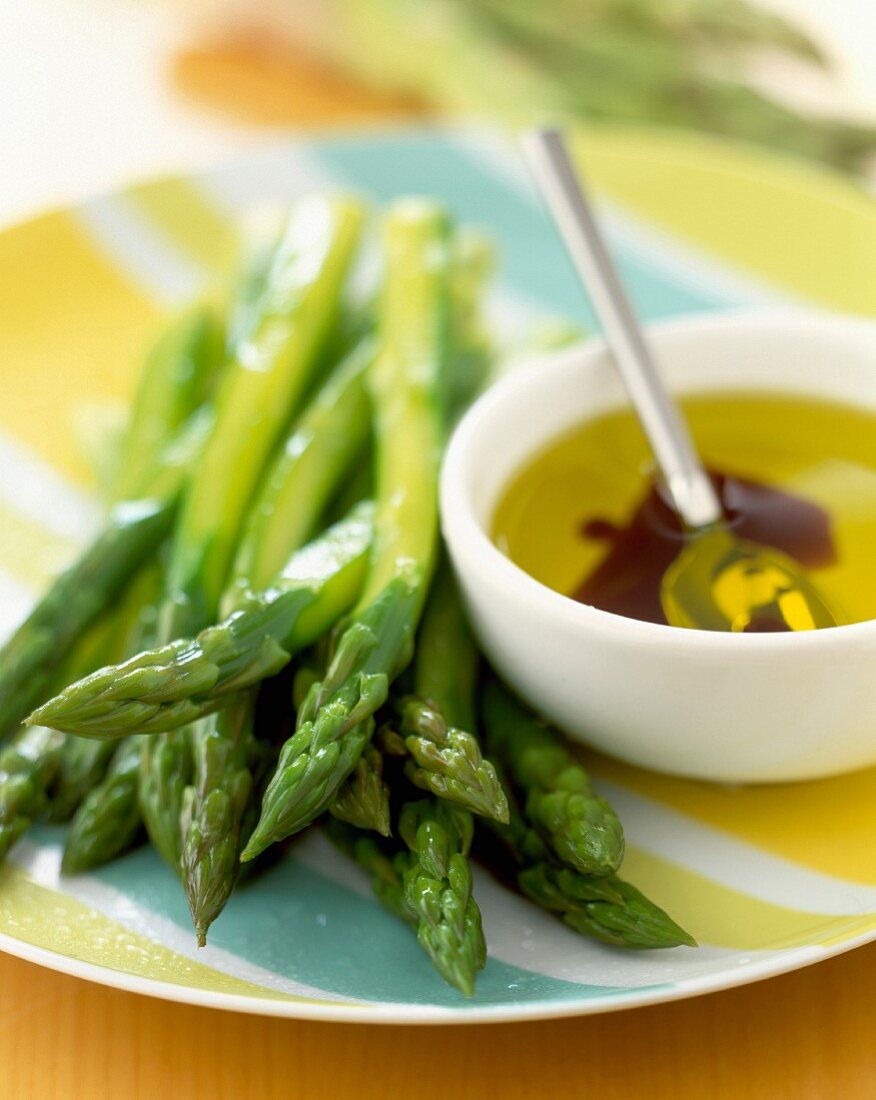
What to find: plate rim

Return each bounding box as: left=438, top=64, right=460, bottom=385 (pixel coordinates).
left=2, top=923, right=875, bottom=1024
left=2, top=127, right=875, bottom=1023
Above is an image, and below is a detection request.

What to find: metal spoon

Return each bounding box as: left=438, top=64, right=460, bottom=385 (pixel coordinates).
left=522, top=128, right=837, bottom=632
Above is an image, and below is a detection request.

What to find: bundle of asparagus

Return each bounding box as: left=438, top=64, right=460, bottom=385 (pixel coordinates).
left=7, top=193, right=694, bottom=995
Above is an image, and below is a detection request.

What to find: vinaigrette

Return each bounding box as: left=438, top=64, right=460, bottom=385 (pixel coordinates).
left=492, top=393, right=876, bottom=627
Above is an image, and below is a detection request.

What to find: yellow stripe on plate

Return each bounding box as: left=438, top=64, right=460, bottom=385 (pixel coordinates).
left=0, top=865, right=352, bottom=1006
left=622, top=846, right=876, bottom=952
left=124, top=177, right=236, bottom=273
left=0, top=211, right=160, bottom=484
left=590, top=753, right=876, bottom=887
left=578, top=126, right=876, bottom=316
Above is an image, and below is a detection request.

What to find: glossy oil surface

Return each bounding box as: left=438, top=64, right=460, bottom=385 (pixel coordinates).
left=492, top=393, right=876, bottom=626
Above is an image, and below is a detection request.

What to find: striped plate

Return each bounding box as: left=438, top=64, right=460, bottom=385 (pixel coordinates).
left=1, top=127, right=874, bottom=1023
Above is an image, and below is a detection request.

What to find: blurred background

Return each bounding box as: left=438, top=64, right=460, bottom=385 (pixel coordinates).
left=2, top=0, right=874, bottom=223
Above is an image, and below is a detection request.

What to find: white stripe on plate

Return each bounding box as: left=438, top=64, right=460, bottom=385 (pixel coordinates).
left=601, top=779, right=876, bottom=916
left=0, top=570, right=36, bottom=644
left=0, top=431, right=99, bottom=543
left=10, top=840, right=373, bottom=1006
left=74, top=193, right=207, bottom=304
left=195, top=142, right=342, bottom=216
left=291, top=830, right=806, bottom=989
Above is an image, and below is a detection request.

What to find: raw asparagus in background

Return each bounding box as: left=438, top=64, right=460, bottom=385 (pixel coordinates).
left=481, top=678, right=625, bottom=876
left=242, top=199, right=452, bottom=860
left=286, top=0, right=876, bottom=174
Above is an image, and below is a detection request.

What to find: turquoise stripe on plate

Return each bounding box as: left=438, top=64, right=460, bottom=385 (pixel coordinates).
left=310, top=132, right=734, bottom=322
left=77, top=842, right=668, bottom=1008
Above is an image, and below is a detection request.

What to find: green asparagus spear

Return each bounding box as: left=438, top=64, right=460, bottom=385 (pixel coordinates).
left=396, top=562, right=507, bottom=822
left=179, top=695, right=266, bottom=944
left=61, top=736, right=143, bottom=874
left=482, top=764, right=694, bottom=949
left=328, top=736, right=391, bottom=836
left=50, top=560, right=166, bottom=820
left=447, top=229, right=494, bottom=417
left=518, top=862, right=695, bottom=949
left=324, top=818, right=414, bottom=923
left=31, top=504, right=374, bottom=737
left=399, top=798, right=486, bottom=996
left=110, top=305, right=224, bottom=503
left=480, top=679, right=624, bottom=876
left=8, top=403, right=213, bottom=744
left=7, top=308, right=221, bottom=848
left=179, top=327, right=374, bottom=940
left=225, top=338, right=373, bottom=604
left=140, top=196, right=363, bottom=869
left=0, top=727, right=66, bottom=859
left=161, top=194, right=364, bottom=636
left=242, top=199, right=451, bottom=860
left=0, top=500, right=170, bottom=741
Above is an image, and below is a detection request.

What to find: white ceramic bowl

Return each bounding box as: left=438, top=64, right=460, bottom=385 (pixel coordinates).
left=441, top=310, right=876, bottom=783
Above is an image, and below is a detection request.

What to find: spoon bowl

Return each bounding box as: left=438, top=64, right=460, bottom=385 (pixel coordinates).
left=660, top=525, right=839, bottom=632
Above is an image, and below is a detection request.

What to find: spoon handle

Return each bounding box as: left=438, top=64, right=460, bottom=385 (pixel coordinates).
left=522, top=128, right=722, bottom=530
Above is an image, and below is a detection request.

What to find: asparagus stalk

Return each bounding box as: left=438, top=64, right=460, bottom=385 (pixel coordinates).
left=180, top=340, right=373, bottom=943
left=61, top=736, right=143, bottom=874
left=3, top=307, right=222, bottom=853
left=110, top=305, right=224, bottom=503
left=482, top=780, right=694, bottom=950
left=1, top=587, right=148, bottom=855
left=480, top=679, right=624, bottom=876
left=328, top=736, right=391, bottom=836
left=330, top=802, right=487, bottom=994
left=0, top=499, right=170, bottom=741
left=161, top=194, right=364, bottom=637
left=242, top=199, right=451, bottom=860
left=224, top=338, right=373, bottom=605
left=179, top=695, right=266, bottom=944
left=6, top=401, right=213, bottom=744
left=0, top=727, right=66, bottom=859
left=30, top=505, right=375, bottom=737
left=518, top=862, right=695, bottom=949
left=140, top=196, right=363, bottom=870
left=396, top=561, right=508, bottom=822
left=50, top=560, right=165, bottom=821
left=399, top=798, right=487, bottom=996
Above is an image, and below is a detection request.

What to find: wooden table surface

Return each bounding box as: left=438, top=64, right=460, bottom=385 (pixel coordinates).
left=4, top=34, right=875, bottom=1099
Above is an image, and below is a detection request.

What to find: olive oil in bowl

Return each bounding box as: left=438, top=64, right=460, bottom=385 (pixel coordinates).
left=492, top=393, right=876, bottom=628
